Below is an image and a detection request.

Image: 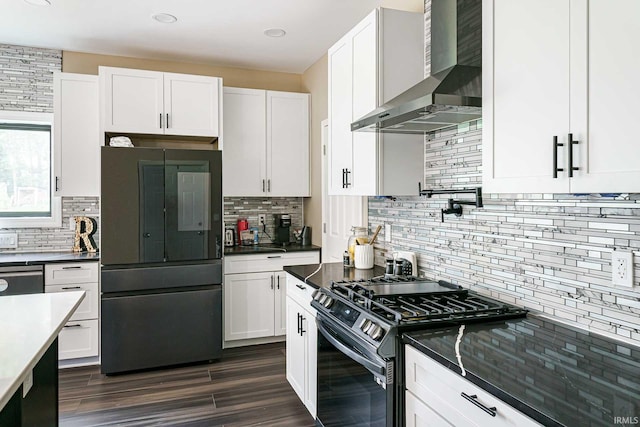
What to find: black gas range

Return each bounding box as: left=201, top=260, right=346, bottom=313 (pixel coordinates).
left=311, top=276, right=527, bottom=427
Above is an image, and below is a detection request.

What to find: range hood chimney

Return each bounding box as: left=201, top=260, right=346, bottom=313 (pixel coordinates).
left=351, top=0, right=482, bottom=134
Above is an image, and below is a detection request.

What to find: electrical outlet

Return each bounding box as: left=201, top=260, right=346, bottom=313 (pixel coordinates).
left=0, top=232, right=17, bottom=249
left=384, top=223, right=392, bottom=242
left=612, top=250, right=634, bottom=287
left=258, top=214, right=266, bottom=225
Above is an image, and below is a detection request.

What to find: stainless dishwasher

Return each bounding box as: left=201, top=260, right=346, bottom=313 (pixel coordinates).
left=0, top=265, right=44, bottom=295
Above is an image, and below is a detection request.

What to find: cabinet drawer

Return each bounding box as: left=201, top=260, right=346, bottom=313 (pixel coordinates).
left=59, top=319, right=99, bottom=360
left=405, top=345, right=541, bottom=427
left=45, top=262, right=99, bottom=285
left=406, top=390, right=455, bottom=427
left=286, top=273, right=316, bottom=311
left=224, top=251, right=319, bottom=274
left=45, top=282, right=98, bottom=321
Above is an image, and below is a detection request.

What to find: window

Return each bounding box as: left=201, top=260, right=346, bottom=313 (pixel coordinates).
left=0, top=111, right=60, bottom=228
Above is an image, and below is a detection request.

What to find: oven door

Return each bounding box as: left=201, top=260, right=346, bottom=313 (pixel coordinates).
left=316, top=315, right=394, bottom=427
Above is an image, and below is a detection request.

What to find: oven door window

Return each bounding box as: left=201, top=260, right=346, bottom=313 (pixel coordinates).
left=316, top=323, right=388, bottom=427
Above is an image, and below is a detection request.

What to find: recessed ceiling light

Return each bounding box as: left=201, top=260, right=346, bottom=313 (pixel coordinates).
left=152, top=13, right=178, bottom=24
left=24, top=0, right=51, bottom=6
left=264, top=28, right=286, bottom=38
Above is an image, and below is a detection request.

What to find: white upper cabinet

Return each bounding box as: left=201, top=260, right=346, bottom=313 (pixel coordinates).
left=53, top=72, right=100, bottom=197
left=328, top=8, right=424, bottom=196
left=223, top=87, right=310, bottom=197
left=267, top=91, right=310, bottom=197
left=163, top=72, right=220, bottom=137
left=100, top=66, right=221, bottom=137
left=570, top=0, right=640, bottom=192
left=222, top=87, right=267, bottom=196
left=483, top=0, right=640, bottom=193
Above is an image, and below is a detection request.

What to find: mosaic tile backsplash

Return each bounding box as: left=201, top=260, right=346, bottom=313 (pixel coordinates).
left=369, top=119, right=640, bottom=344
left=224, top=197, right=304, bottom=244
left=370, top=0, right=640, bottom=345
left=0, top=44, right=100, bottom=252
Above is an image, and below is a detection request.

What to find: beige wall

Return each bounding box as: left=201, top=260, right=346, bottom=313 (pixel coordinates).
left=380, top=0, right=423, bottom=13
left=301, top=53, right=328, bottom=246
left=62, top=51, right=303, bottom=92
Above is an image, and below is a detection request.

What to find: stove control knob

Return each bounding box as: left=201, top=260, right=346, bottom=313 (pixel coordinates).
left=317, top=294, right=327, bottom=305
left=361, top=319, right=372, bottom=333
left=322, top=295, right=334, bottom=308
left=311, top=290, right=322, bottom=300
left=364, top=321, right=377, bottom=335
left=369, top=326, right=384, bottom=341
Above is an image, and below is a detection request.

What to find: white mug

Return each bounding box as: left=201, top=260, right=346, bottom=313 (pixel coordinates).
left=354, top=245, right=374, bottom=269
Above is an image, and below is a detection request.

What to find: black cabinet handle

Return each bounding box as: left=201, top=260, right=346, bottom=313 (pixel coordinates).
left=267, top=179, right=271, bottom=192
left=277, top=275, right=280, bottom=289
left=55, top=176, right=60, bottom=192
left=262, top=179, right=266, bottom=192
left=295, top=284, right=306, bottom=290
left=62, top=266, right=82, bottom=270
left=270, top=275, right=274, bottom=290
left=63, top=324, right=82, bottom=328
left=159, top=113, right=163, bottom=128
left=341, top=168, right=346, bottom=188
left=267, top=255, right=282, bottom=259
left=61, top=286, right=82, bottom=290
left=166, top=113, right=169, bottom=129
left=568, top=133, right=579, bottom=177
left=553, top=136, right=564, bottom=178
left=461, top=393, right=497, bottom=417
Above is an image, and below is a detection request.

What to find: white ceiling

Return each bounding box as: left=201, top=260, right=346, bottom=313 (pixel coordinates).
left=2, top=0, right=423, bottom=74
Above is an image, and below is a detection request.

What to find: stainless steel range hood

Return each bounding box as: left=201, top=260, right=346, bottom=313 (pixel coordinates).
left=352, top=0, right=482, bottom=134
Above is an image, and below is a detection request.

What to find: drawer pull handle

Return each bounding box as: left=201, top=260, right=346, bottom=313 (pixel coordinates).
left=461, top=392, right=497, bottom=417
left=62, top=266, right=82, bottom=270
left=295, top=284, right=306, bottom=290
left=64, top=324, right=82, bottom=328
left=61, top=286, right=82, bottom=290
left=267, top=255, right=282, bottom=259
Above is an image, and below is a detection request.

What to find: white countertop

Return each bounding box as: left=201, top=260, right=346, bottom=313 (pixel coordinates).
left=0, top=291, right=85, bottom=412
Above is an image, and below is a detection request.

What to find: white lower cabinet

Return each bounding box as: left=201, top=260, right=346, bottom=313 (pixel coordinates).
left=224, top=271, right=285, bottom=341
left=223, top=252, right=319, bottom=345
left=58, top=319, right=99, bottom=360
left=405, top=345, right=541, bottom=427
left=285, top=274, right=317, bottom=418
left=406, top=391, right=452, bottom=427
left=44, top=262, right=100, bottom=363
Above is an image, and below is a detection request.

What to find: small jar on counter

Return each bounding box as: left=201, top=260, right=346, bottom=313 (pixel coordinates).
left=347, top=227, right=369, bottom=266
left=343, top=251, right=350, bottom=267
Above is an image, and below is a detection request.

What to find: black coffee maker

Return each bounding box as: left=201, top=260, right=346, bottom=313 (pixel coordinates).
left=273, top=213, right=291, bottom=245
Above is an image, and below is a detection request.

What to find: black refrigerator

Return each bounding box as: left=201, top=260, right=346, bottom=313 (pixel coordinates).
left=100, top=146, right=223, bottom=374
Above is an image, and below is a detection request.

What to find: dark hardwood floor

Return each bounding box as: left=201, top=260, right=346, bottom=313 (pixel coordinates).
left=59, top=342, right=315, bottom=427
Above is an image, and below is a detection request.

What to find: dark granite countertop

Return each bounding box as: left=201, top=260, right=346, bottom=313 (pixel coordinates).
left=284, top=262, right=386, bottom=289
left=404, top=316, right=640, bottom=427
left=224, top=243, right=321, bottom=256
left=0, top=251, right=100, bottom=266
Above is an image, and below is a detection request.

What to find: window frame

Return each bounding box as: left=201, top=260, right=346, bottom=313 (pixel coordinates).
left=0, top=111, right=61, bottom=228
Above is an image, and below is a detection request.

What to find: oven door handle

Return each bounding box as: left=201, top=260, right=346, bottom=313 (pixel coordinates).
left=317, top=318, right=385, bottom=377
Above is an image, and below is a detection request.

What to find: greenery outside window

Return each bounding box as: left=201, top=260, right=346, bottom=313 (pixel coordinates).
left=0, top=111, right=61, bottom=228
